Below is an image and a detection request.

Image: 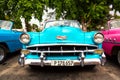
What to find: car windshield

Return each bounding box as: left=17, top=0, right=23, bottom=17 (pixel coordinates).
left=44, top=20, right=81, bottom=29
left=0, top=20, right=13, bottom=30
left=110, top=20, right=120, bottom=29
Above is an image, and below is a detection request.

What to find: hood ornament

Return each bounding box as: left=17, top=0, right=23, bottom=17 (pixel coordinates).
left=56, top=36, right=67, bottom=40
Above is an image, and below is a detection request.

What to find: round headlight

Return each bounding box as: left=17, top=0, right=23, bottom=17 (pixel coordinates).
left=94, top=33, right=104, bottom=44
left=20, top=33, right=30, bottom=44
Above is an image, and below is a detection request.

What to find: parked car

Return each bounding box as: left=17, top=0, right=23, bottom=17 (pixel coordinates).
left=0, top=20, right=22, bottom=63
left=18, top=20, right=106, bottom=68
left=101, top=19, right=120, bottom=64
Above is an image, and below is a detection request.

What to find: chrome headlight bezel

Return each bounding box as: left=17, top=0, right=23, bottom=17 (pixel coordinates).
left=19, top=33, right=30, bottom=44
left=94, top=33, right=104, bottom=44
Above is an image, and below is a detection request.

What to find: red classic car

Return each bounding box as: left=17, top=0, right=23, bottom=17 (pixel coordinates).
left=101, top=19, right=120, bottom=64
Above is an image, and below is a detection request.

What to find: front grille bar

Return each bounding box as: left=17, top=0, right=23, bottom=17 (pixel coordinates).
left=28, top=46, right=97, bottom=51
left=29, top=49, right=95, bottom=53
left=26, top=44, right=98, bottom=48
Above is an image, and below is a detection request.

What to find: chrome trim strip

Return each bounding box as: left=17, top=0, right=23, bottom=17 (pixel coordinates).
left=29, top=49, right=95, bottom=53
left=26, top=44, right=98, bottom=48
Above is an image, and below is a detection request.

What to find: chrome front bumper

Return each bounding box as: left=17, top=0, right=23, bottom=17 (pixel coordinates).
left=21, top=58, right=103, bottom=66
left=18, top=49, right=106, bottom=67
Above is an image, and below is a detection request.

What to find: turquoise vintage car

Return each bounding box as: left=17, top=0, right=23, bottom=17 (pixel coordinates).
left=18, top=20, right=106, bottom=68
left=0, top=20, right=22, bottom=63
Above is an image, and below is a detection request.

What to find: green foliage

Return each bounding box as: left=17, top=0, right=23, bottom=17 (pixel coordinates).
left=6, top=0, right=45, bottom=31
left=0, top=0, right=9, bottom=20
left=108, top=0, right=120, bottom=19
left=7, top=0, right=44, bottom=21
left=45, top=0, right=110, bottom=30
left=0, top=0, right=120, bottom=31
left=31, top=24, right=41, bottom=32
left=112, top=0, right=120, bottom=12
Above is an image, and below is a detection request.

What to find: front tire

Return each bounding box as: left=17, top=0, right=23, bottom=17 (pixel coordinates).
left=0, top=45, right=7, bottom=63
left=117, top=50, right=120, bottom=65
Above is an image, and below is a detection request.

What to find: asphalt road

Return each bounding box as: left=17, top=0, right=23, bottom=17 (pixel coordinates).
left=0, top=53, right=120, bottom=80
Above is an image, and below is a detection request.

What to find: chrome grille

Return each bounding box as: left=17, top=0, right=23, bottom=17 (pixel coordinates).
left=27, top=44, right=98, bottom=58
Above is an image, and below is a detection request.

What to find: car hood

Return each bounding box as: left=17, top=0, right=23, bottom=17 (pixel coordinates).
left=0, top=29, right=9, bottom=32
left=28, top=26, right=96, bottom=45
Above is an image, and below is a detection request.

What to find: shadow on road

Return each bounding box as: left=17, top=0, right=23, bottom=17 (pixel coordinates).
left=1, top=50, right=20, bottom=65
left=27, top=66, right=98, bottom=73
left=106, top=56, right=120, bottom=68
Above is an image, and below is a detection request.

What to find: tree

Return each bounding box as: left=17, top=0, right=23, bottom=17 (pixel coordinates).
left=45, top=0, right=110, bottom=30
left=0, top=0, right=115, bottom=31
left=108, top=0, right=120, bottom=18
left=0, top=0, right=22, bottom=29
left=7, top=0, right=45, bottom=31
left=0, top=0, right=10, bottom=20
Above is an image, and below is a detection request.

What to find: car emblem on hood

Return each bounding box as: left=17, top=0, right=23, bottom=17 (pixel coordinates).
left=56, top=36, right=67, bottom=40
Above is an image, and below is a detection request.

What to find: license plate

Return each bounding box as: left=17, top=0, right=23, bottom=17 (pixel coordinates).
left=51, top=60, right=74, bottom=66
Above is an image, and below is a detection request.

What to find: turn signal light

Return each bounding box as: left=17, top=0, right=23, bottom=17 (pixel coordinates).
left=94, top=49, right=103, bottom=54
left=21, top=50, right=30, bottom=55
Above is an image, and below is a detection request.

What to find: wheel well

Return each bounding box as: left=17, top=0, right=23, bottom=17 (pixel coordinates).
left=112, top=46, right=120, bottom=56
left=0, top=42, right=9, bottom=53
